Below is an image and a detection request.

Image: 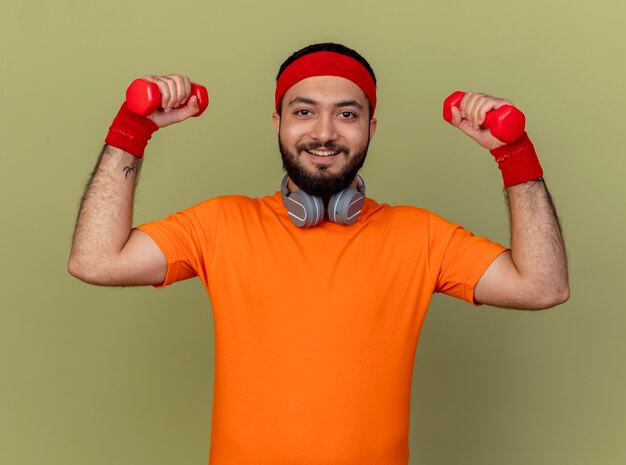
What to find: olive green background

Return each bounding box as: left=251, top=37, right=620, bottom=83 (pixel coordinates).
left=2, top=0, right=624, bottom=464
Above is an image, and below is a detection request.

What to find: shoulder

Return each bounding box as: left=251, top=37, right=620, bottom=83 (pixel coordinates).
left=361, top=198, right=466, bottom=243
left=360, top=199, right=438, bottom=244
left=187, top=194, right=269, bottom=212
left=216, top=192, right=283, bottom=213
left=189, top=192, right=286, bottom=226
left=362, top=198, right=435, bottom=225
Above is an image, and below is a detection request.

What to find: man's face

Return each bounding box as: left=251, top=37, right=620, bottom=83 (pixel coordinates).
left=273, top=75, right=377, bottom=197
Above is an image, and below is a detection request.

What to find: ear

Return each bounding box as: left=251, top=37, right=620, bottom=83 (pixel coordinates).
left=272, top=112, right=281, bottom=134
left=368, top=117, right=377, bottom=140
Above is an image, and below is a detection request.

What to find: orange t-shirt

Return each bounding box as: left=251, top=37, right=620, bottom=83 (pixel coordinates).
left=137, top=192, right=506, bottom=465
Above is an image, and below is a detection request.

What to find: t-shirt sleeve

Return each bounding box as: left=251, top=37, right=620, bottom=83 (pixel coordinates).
left=427, top=211, right=508, bottom=305
left=135, top=197, right=220, bottom=288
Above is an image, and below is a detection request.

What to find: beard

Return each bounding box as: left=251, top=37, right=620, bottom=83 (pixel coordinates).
left=279, top=135, right=369, bottom=197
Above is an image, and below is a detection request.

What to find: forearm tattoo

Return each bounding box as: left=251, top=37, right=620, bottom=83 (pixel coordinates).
left=122, top=157, right=142, bottom=179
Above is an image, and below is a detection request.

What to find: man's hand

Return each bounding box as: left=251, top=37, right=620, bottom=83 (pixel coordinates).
left=67, top=74, right=205, bottom=286
left=445, top=91, right=569, bottom=309
left=141, top=74, right=200, bottom=128
left=449, top=92, right=512, bottom=151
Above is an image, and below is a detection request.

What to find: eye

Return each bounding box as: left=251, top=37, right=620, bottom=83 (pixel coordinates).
left=340, top=111, right=356, bottom=119
left=296, top=109, right=311, bottom=116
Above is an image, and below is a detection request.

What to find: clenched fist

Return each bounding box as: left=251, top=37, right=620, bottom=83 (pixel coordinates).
left=141, top=74, right=201, bottom=128
left=449, top=92, right=515, bottom=150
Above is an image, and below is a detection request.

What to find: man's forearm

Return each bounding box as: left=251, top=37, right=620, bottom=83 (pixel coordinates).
left=506, top=178, right=569, bottom=304
left=68, top=145, right=141, bottom=279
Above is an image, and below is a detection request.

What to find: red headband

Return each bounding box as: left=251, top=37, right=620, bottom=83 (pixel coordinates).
left=275, top=51, right=377, bottom=116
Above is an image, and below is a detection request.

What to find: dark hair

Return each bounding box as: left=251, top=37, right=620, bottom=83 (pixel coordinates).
left=276, top=42, right=376, bottom=115
left=277, top=42, right=376, bottom=84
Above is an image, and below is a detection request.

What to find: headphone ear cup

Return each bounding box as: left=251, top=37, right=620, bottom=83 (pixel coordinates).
left=328, top=187, right=365, bottom=225
left=286, top=190, right=324, bottom=228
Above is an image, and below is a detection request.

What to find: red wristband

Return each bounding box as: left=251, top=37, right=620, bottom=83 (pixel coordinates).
left=489, top=132, right=543, bottom=187
left=104, top=102, right=159, bottom=158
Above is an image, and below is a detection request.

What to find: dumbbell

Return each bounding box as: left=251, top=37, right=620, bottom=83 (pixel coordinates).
left=443, top=91, right=525, bottom=144
left=125, top=78, right=209, bottom=117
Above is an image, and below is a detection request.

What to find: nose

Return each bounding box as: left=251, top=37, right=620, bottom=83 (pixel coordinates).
left=310, top=114, right=338, bottom=142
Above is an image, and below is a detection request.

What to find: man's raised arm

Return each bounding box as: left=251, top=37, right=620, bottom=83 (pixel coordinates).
left=68, top=74, right=201, bottom=286
left=448, top=92, right=569, bottom=310
left=474, top=178, right=569, bottom=309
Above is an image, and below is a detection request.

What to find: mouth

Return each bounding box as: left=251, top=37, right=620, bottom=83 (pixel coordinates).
left=304, top=148, right=341, bottom=157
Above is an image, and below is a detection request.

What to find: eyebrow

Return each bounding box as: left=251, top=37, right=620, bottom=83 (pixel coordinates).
left=287, top=96, right=364, bottom=110
left=336, top=100, right=363, bottom=110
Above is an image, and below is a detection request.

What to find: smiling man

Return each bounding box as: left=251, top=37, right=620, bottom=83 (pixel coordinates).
left=68, top=43, right=569, bottom=465
left=276, top=63, right=376, bottom=200
left=278, top=75, right=372, bottom=191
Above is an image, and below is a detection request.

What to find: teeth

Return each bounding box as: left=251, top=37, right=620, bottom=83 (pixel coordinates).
left=308, top=149, right=338, bottom=157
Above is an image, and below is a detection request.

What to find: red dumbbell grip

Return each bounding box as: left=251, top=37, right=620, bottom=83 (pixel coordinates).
left=125, top=78, right=209, bottom=117
left=443, top=91, right=525, bottom=144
